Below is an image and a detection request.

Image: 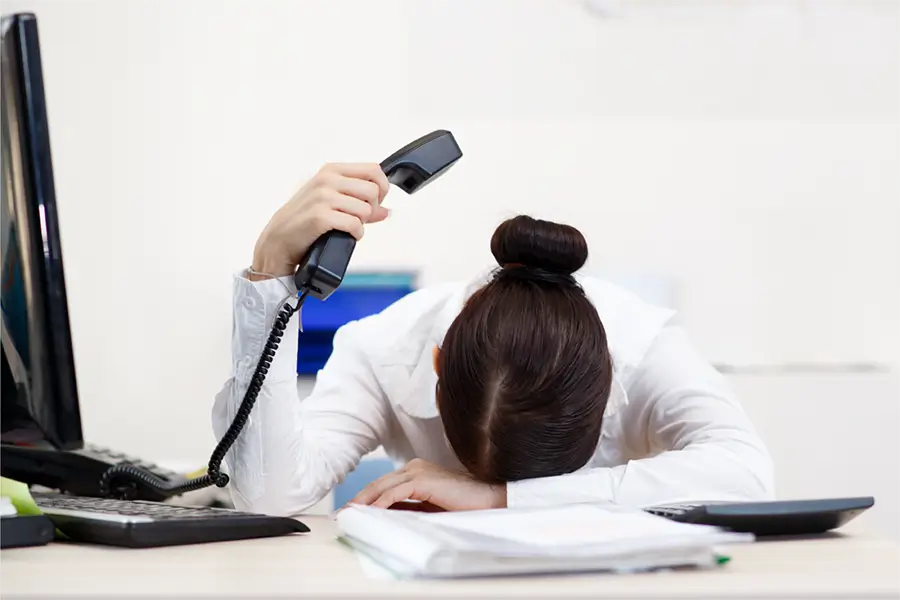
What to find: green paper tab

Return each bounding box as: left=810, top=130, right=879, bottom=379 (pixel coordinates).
left=1, top=477, right=43, bottom=516
left=1, top=476, right=69, bottom=540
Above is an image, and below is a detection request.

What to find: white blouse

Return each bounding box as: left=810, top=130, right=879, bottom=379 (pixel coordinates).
left=212, top=271, right=775, bottom=517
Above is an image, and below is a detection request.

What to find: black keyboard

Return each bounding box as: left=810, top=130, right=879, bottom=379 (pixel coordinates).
left=644, top=497, right=875, bottom=536
left=33, top=493, right=308, bottom=548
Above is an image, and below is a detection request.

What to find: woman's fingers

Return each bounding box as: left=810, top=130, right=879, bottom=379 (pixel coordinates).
left=327, top=189, right=374, bottom=223
left=350, top=470, right=412, bottom=506
left=372, top=481, right=421, bottom=509
left=324, top=179, right=390, bottom=225
left=332, top=176, right=380, bottom=206
left=316, top=209, right=365, bottom=241
left=325, top=163, right=390, bottom=203
left=387, top=501, right=445, bottom=513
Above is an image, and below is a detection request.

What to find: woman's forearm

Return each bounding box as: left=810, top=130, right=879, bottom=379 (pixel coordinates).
left=212, top=271, right=390, bottom=516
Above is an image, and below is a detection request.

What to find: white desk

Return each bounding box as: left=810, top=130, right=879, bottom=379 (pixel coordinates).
left=2, top=516, right=898, bottom=599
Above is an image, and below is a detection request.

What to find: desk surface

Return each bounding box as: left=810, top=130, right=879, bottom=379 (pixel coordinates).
left=2, top=516, right=898, bottom=599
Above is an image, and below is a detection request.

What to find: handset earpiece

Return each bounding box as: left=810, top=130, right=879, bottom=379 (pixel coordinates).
left=294, top=130, right=462, bottom=300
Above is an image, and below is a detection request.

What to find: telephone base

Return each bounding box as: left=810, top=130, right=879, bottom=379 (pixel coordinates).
left=1, top=443, right=186, bottom=503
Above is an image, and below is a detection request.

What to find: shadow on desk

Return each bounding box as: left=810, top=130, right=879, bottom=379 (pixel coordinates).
left=755, top=531, right=848, bottom=543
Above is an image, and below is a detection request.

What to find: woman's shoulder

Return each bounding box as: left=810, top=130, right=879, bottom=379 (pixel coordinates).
left=337, top=281, right=468, bottom=365
left=577, top=275, right=677, bottom=380
left=577, top=275, right=675, bottom=321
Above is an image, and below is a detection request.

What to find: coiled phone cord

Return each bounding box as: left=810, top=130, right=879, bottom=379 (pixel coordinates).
left=100, top=290, right=309, bottom=500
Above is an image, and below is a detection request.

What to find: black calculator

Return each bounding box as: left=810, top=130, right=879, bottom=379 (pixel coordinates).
left=644, top=497, right=875, bottom=536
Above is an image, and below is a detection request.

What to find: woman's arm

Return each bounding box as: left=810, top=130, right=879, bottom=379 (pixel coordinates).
left=505, top=325, right=776, bottom=508
left=212, top=162, right=393, bottom=516
left=351, top=324, right=774, bottom=512
left=212, top=274, right=390, bottom=516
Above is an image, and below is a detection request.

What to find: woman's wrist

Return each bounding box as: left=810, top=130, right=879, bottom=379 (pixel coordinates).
left=250, top=240, right=296, bottom=280
left=248, top=261, right=295, bottom=281
left=248, top=265, right=295, bottom=281
left=247, top=267, right=292, bottom=282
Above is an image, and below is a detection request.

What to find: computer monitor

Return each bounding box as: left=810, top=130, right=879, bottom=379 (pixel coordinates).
left=1, top=12, right=83, bottom=451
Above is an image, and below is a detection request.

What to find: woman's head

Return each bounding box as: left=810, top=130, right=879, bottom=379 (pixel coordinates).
left=435, top=215, right=613, bottom=484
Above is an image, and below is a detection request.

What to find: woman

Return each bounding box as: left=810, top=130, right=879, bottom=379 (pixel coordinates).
left=213, top=163, right=775, bottom=516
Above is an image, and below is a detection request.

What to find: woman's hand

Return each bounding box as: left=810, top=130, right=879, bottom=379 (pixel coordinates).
left=251, top=163, right=391, bottom=279
left=348, top=459, right=507, bottom=511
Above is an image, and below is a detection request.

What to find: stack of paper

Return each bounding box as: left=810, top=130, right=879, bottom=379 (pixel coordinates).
left=335, top=503, right=752, bottom=579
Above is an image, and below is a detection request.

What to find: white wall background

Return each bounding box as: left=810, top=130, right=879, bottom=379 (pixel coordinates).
left=2, top=0, right=897, bottom=536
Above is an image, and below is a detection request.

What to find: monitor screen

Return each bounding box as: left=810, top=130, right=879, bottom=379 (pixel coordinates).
left=1, top=13, right=82, bottom=450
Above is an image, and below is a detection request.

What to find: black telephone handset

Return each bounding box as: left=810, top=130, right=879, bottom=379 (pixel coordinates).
left=295, top=130, right=463, bottom=300
left=100, top=130, right=462, bottom=500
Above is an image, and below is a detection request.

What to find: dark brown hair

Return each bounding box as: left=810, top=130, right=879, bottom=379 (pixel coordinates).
left=436, top=215, right=613, bottom=484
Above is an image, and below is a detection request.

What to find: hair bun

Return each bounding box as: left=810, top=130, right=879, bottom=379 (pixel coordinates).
left=490, top=215, right=588, bottom=276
